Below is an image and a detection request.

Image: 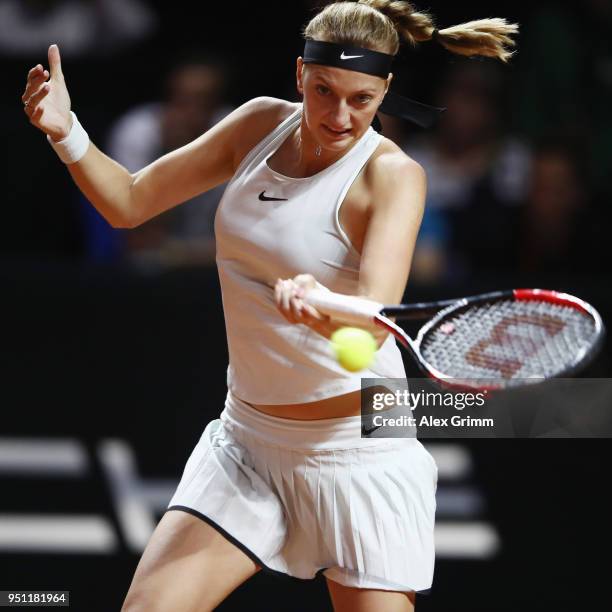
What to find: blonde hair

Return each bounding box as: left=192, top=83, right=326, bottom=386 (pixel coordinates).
left=303, top=0, right=518, bottom=63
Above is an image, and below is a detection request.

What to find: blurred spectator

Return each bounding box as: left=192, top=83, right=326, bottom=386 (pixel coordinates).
left=518, top=143, right=596, bottom=275
left=84, top=54, right=233, bottom=268
left=0, top=0, right=157, bottom=59
left=513, top=0, right=612, bottom=200
left=403, top=60, right=532, bottom=284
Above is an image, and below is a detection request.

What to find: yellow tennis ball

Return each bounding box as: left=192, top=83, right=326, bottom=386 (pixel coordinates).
left=331, top=327, right=377, bottom=372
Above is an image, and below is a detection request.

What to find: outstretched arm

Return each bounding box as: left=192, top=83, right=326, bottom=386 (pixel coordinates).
left=23, top=44, right=270, bottom=229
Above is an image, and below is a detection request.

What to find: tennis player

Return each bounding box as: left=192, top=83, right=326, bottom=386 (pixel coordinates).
left=23, top=2, right=517, bottom=610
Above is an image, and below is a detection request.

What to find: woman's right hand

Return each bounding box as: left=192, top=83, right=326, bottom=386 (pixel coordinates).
left=22, top=44, right=72, bottom=142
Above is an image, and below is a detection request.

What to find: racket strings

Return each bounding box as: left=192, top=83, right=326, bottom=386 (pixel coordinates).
left=420, top=299, right=598, bottom=383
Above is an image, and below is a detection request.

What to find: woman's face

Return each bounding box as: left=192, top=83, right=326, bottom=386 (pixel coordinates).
left=297, top=58, right=390, bottom=153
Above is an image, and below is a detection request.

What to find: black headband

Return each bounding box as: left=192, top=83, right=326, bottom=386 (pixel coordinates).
left=303, top=39, right=393, bottom=78
left=302, top=39, right=445, bottom=129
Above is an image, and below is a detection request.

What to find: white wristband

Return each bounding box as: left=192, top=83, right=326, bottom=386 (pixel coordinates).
left=46, top=111, right=90, bottom=164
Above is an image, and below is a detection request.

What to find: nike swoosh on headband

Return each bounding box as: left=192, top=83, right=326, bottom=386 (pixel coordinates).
left=259, top=191, right=288, bottom=202
left=340, top=52, right=363, bottom=60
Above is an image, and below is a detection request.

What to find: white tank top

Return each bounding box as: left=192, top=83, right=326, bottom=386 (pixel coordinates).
left=214, top=104, right=407, bottom=404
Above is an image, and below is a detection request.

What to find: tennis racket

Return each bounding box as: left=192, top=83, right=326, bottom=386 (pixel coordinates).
left=304, top=288, right=605, bottom=391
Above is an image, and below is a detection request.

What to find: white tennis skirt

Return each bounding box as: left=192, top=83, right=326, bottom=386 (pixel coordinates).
left=167, top=391, right=438, bottom=593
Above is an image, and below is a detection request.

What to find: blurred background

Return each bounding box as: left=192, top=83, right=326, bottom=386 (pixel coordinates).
left=1, top=1, right=611, bottom=610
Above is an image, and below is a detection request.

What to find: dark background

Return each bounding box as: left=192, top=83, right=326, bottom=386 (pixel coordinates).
left=1, top=1, right=611, bottom=610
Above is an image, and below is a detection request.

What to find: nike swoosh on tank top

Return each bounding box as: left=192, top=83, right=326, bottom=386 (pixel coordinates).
left=214, top=105, right=407, bottom=404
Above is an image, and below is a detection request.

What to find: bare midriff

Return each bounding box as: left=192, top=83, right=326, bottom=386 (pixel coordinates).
left=247, top=389, right=363, bottom=420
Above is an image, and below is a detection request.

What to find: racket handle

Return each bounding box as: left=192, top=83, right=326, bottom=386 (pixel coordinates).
left=304, top=288, right=383, bottom=325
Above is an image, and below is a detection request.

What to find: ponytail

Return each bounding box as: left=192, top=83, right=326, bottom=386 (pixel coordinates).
left=358, top=0, right=518, bottom=62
